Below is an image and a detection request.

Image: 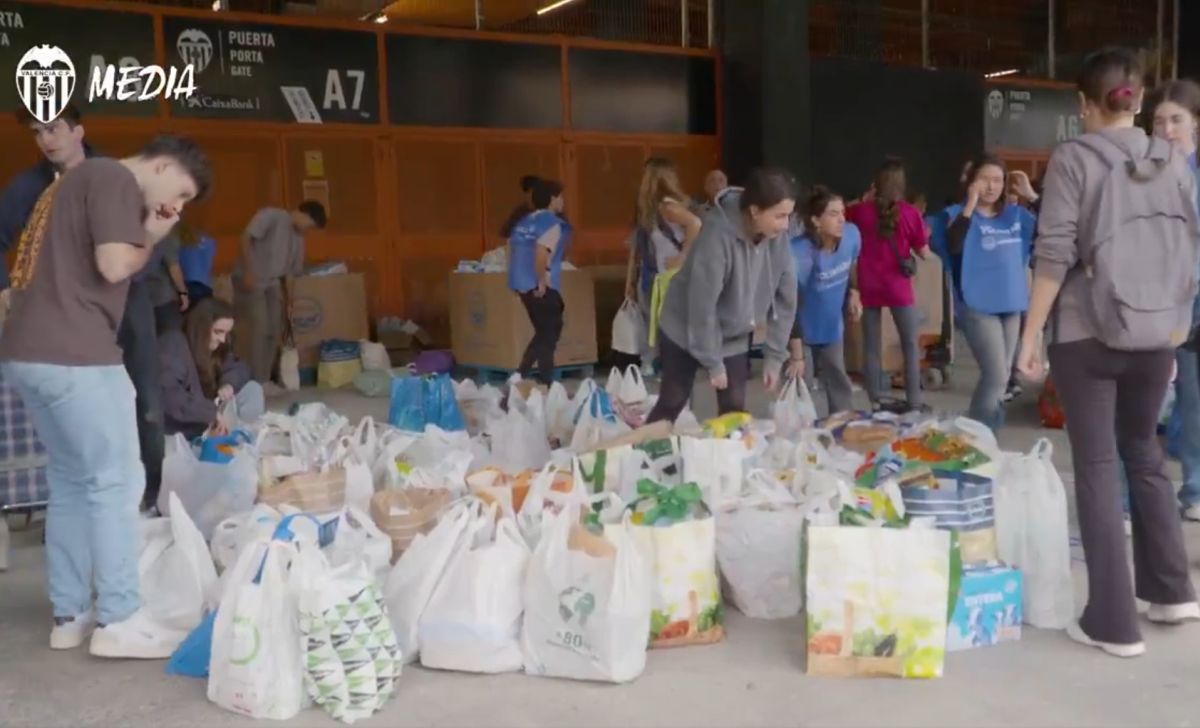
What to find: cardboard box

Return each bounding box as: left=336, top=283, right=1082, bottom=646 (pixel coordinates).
left=213, top=273, right=369, bottom=368
left=844, top=254, right=946, bottom=374
left=448, top=270, right=597, bottom=370
left=946, top=565, right=1022, bottom=651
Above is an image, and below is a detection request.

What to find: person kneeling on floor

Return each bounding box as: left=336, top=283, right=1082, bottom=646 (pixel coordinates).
left=160, top=297, right=265, bottom=439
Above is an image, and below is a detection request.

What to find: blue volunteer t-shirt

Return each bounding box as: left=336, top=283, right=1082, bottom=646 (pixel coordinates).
left=507, top=209, right=571, bottom=293
left=947, top=203, right=1035, bottom=315
left=790, top=223, right=862, bottom=346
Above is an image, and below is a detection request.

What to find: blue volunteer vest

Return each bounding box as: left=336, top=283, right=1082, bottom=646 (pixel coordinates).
left=948, top=203, right=1034, bottom=315
left=508, top=210, right=571, bottom=293
left=790, top=223, right=862, bottom=345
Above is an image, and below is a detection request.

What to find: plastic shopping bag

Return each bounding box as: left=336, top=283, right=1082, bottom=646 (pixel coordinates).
left=715, top=471, right=805, bottom=619
left=545, top=382, right=574, bottom=446
left=570, top=389, right=630, bottom=453
left=388, top=374, right=466, bottom=433
left=159, top=433, right=258, bottom=540
left=772, top=377, right=818, bottom=440
left=620, top=366, right=649, bottom=406
left=296, top=545, right=401, bottom=724
left=489, top=407, right=554, bottom=474
left=140, top=492, right=220, bottom=634
left=323, top=506, right=394, bottom=586
left=208, top=536, right=308, bottom=720
left=360, top=339, right=392, bottom=372
left=521, top=508, right=651, bottom=683
left=993, top=439, right=1074, bottom=629
left=611, top=299, right=647, bottom=357
left=419, top=502, right=531, bottom=673
left=680, top=436, right=749, bottom=513
left=384, top=500, right=475, bottom=663
left=210, top=503, right=286, bottom=573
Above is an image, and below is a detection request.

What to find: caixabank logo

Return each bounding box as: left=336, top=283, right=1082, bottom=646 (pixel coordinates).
left=15, top=44, right=198, bottom=124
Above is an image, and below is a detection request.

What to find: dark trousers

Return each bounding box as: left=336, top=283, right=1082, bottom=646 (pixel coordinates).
left=118, top=280, right=165, bottom=509
left=1050, top=338, right=1196, bottom=644
left=646, top=333, right=750, bottom=424
left=518, top=289, right=565, bottom=385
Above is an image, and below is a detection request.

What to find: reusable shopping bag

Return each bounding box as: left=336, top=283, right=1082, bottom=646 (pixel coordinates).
left=993, top=439, right=1074, bottom=629
left=772, top=376, right=819, bottom=440
left=805, top=525, right=951, bottom=679
left=613, top=481, right=724, bottom=648
left=369, top=487, right=454, bottom=563
left=522, top=507, right=651, bottom=683
left=294, top=544, right=401, bottom=724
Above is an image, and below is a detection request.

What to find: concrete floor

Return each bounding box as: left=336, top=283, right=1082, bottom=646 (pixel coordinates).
left=3, top=356, right=1200, bottom=728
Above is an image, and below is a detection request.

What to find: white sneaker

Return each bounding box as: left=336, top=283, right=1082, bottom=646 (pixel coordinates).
left=50, top=609, right=96, bottom=650
left=89, top=609, right=186, bottom=659
left=1066, top=621, right=1145, bottom=658
left=1183, top=504, right=1200, bottom=522
left=1145, top=602, right=1200, bottom=625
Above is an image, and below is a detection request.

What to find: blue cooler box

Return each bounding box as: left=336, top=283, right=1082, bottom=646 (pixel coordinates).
left=947, top=565, right=1022, bottom=651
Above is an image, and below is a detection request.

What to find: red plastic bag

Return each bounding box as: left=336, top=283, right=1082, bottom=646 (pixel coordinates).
left=1038, top=376, right=1066, bottom=429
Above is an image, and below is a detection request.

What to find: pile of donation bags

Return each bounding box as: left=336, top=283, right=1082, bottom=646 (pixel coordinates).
left=141, top=367, right=1078, bottom=721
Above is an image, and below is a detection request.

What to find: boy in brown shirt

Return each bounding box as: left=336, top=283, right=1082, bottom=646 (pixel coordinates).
left=0, top=135, right=212, bottom=659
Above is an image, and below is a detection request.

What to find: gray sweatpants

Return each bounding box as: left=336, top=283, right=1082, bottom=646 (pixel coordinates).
left=234, top=283, right=284, bottom=385
left=861, top=305, right=922, bottom=407
left=809, top=340, right=854, bottom=415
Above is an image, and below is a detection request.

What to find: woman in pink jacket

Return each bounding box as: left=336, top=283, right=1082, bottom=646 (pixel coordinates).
left=846, top=158, right=929, bottom=411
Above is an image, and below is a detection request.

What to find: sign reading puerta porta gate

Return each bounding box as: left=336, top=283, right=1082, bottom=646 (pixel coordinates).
left=162, top=16, right=379, bottom=124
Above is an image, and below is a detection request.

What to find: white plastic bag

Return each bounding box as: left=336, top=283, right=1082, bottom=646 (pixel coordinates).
left=360, top=339, right=391, bottom=372
left=384, top=500, right=475, bottom=663
left=715, top=471, right=805, bottom=619
left=419, top=504, right=531, bottom=673
left=139, top=492, right=219, bottom=633
left=280, top=345, right=301, bottom=392
left=570, top=391, right=631, bottom=454
left=619, top=366, right=649, bottom=406
left=521, top=508, right=651, bottom=683
left=772, top=377, right=818, bottom=439
left=545, top=382, right=574, bottom=445
left=210, top=503, right=286, bottom=573
left=490, top=408, right=553, bottom=473
left=158, top=434, right=258, bottom=540
left=680, top=436, right=748, bottom=512
left=611, top=299, right=647, bottom=356
left=208, top=538, right=308, bottom=720
left=325, top=506, right=394, bottom=586
left=994, top=439, right=1075, bottom=629
left=604, top=367, right=623, bottom=401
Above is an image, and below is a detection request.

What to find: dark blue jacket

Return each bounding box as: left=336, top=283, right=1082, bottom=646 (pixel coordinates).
left=0, top=142, right=98, bottom=289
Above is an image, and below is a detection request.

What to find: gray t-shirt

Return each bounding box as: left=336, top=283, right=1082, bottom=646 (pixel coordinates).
left=233, top=207, right=304, bottom=291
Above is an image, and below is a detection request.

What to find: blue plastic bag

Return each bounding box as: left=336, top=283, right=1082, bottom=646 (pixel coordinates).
left=388, top=374, right=465, bottom=432
left=165, top=610, right=216, bottom=678
left=196, top=429, right=252, bottom=464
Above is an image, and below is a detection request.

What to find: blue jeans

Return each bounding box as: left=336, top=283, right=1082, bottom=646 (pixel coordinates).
left=958, top=308, right=1020, bottom=432
left=2, top=362, right=144, bottom=624
left=1174, top=348, right=1200, bottom=507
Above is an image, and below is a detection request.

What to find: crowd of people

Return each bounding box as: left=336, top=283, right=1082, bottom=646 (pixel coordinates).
left=501, top=47, right=1200, bottom=659
left=2, top=43, right=1199, bottom=663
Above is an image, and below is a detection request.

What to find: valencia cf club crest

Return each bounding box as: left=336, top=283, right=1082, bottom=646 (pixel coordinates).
left=15, top=44, right=75, bottom=124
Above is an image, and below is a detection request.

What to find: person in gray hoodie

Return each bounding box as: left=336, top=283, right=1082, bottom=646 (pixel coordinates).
left=1016, top=47, right=1200, bottom=658
left=645, top=168, right=799, bottom=423
left=159, top=297, right=264, bottom=439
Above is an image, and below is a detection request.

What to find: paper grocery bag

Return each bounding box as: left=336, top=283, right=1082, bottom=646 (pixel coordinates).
left=258, top=468, right=347, bottom=513
left=369, top=487, right=453, bottom=562
left=805, top=526, right=950, bottom=679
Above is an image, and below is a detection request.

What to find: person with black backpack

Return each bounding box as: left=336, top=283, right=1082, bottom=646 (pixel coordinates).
left=1016, top=48, right=1200, bottom=658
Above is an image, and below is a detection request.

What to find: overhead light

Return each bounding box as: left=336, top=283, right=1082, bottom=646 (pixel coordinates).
left=985, top=68, right=1020, bottom=79
left=360, top=11, right=388, bottom=23
left=373, top=13, right=388, bottom=24
left=211, top=0, right=225, bottom=9
left=537, top=0, right=579, bottom=15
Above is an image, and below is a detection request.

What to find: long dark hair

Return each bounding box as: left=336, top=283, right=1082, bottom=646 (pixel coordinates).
left=873, top=157, right=906, bottom=239
left=1145, top=79, right=1200, bottom=131
left=806, top=185, right=843, bottom=243
left=184, top=298, right=235, bottom=399
left=964, top=153, right=1008, bottom=215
